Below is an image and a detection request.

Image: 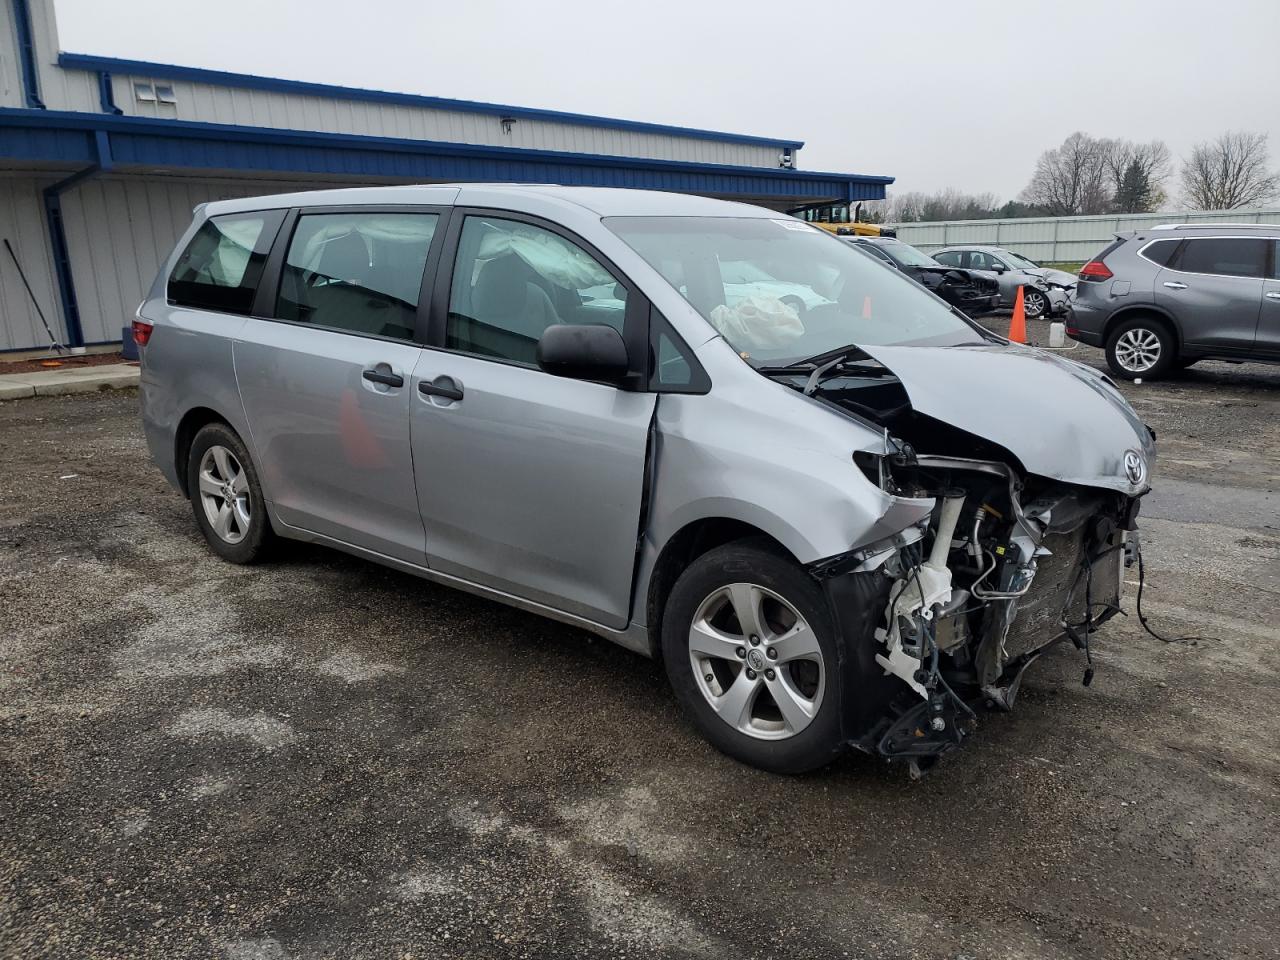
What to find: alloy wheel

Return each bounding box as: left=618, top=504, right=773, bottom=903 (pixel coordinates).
left=688, top=583, right=825, bottom=741
left=197, top=445, right=251, bottom=544
left=1114, top=327, right=1162, bottom=373
left=1023, top=290, right=1047, bottom=317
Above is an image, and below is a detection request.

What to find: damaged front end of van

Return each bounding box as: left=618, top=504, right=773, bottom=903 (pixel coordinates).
left=800, top=342, right=1154, bottom=772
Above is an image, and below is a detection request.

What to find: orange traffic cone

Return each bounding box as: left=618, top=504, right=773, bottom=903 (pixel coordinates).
left=1007, top=285, right=1028, bottom=344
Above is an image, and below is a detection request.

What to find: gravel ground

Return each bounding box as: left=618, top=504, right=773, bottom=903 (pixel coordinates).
left=1, top=333, right=1278, bottom=959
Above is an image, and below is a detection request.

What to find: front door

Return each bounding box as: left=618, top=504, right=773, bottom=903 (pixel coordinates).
left=1258, top=240, right=1280, bottom=357
left=235, top=209, right=443, bottom=563
left=411, top=213, right=656, bottom=629
left=1155, top=236, right=1267, bottom=352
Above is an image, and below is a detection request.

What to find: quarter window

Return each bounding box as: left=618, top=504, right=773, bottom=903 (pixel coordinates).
left=447, top=216, right=626, bottom=366
left=275, top=213, right=439, bottom=341
left=168, top=212, right=280, bottom=315
left=1172, top=237, right=1268, bottom=278
left=1140, top=238, right=1181, bottom=267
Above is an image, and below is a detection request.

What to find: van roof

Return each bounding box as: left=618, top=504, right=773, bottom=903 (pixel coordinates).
left=201, top=184, right=776, bottom=220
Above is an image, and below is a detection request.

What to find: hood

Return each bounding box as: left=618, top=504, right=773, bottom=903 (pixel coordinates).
left=857, top=342, right=1155, bottom=494
left=1036, top=267, right=1077, bottom=287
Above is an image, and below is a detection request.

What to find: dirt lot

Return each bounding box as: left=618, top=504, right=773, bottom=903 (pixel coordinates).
left=2, top=333, right=1278, bottom=959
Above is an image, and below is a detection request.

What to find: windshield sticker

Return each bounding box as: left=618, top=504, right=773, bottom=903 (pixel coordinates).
left=771, top=219, right=815, bottom=231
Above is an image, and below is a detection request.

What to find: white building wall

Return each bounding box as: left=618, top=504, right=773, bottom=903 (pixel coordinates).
left=0, top=173, right=62, bottom=351
left=105, top=72, right=783, bottom=167
left=58, top=174, right=349, bottom=345
left=27, top=0, right=97, bottom=112
left=0, top=0, right=23, bottom=107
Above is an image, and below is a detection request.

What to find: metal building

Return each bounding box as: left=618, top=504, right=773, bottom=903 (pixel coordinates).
left=0, top=0, right=892, bottom=354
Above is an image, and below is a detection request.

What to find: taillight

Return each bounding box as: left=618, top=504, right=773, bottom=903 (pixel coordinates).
left=1078, top=260, right=1113, bottom=282
left=132, top=319, right=153, bottom=346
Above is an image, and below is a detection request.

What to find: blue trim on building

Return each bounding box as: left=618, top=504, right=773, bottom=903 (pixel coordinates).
left=11, top=0, right=46, bottom=108
left=39, top=130, right=114, bottom=348
left=0, top=109, right=893, bottom=202
left=96, top=71, right=123, bottom=115
left=58, top=52, right=805, bottom=151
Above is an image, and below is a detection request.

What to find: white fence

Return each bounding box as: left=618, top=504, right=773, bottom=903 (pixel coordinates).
left=892, top=208, right=1280, bottom=264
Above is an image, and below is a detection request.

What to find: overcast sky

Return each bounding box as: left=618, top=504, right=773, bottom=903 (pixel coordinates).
left=55, top=0, right=1279, bottom=203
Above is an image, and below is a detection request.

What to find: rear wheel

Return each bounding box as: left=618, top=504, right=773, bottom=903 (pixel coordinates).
left=187, top=423, right=273, bottom=564
left=662, top=541, right=844, bottom=774
left=1106, top=316, right=1176, bottom=379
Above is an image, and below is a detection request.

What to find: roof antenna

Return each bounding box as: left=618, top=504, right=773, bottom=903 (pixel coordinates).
left=4, top=238, right=67, bottom=355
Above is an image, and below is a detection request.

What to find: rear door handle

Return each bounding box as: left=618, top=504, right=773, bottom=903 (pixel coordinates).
left=1163, top=281, right=1188, bottom=290
left=1267, top=291, right=1280, bottom=301
left=362, top=368, right=404, bottom=388
left=419, top=375, right=464, bottom=402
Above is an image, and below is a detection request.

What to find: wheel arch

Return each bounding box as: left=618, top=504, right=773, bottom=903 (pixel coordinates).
left=1103, top=304, right=1183, bottom=350
left=174, top=406, right=235, bottom=496
left=644, top=517, right=797, bottom=660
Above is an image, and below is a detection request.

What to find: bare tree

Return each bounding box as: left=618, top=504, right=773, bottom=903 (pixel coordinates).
left=882, top=189, right=1000, bottom=223
left=1180, top=131, right=1280, bottom=209
left=1019, top=132, right=1112, bottom=216
left=1102, top=139, right=1171, bottom=212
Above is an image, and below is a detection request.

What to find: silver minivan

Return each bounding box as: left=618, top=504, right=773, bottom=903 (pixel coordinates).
left=138, top=185, right=1154, bottom=775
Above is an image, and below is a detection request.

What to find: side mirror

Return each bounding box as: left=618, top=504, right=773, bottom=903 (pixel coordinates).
left=990, top=262, right=1007, bottom=273
left=536, top=323, right=630, bottom=384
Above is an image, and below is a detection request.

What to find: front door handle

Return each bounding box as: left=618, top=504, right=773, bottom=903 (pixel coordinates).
left=1163, top=281, right=1188, bottom=290
left=419, top=375, right=464, bottom=402
left=362, top=368, right=404, bottom=388
left=1266, top=291, right=1280, bottom=301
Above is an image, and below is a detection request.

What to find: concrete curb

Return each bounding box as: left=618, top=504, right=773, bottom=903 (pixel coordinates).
left=0, top=363, right=140, bottom=400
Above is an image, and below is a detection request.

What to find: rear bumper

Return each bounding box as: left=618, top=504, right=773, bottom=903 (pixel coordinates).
left=1065, top=298, right=1109, bottom=345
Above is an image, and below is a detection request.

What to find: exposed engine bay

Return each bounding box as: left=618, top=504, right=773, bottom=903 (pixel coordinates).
left=775, top=351, right=1145, bottom=771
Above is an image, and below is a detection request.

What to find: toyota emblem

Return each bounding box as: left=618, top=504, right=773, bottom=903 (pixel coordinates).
left=1123, top=450, right=1146, bottom=486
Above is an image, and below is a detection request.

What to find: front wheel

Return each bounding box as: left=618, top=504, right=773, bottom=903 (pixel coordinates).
left=662, top=541, right=845, bottom=774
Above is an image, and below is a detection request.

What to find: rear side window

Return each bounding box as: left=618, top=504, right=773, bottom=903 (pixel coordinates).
left=1172, top=237, right=1268, bottom=278
left=275, top=212, right=439, bottom=341
left=168, top=212, right=281, bottom=315
left=933, top=251, right=962, bottom=266
left=1139, top=238, right=1181, bottom=267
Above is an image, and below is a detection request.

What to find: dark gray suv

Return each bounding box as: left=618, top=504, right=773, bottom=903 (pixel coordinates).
left=1068, top=224, right=1280, bottom=379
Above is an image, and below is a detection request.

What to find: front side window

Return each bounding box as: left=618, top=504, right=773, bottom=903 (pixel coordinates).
left=168, top=212, right=279, bottom=315
left=275, top=212, right=438, bottom=340
left=606, top=216, right=984, bottom=366
left=447, top=216, right=625, bottom=365
left=1172, top=237, right=1268, bottom=278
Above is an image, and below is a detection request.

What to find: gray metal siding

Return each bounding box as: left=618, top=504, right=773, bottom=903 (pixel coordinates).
left=57, top=175, right=348, bottom=345
left=895, top=209, right=1280, bottom=263
left=0, top=174, right=62, bottom=350
left=0, top=0, right=22, bottom=107
left=26, top=0, right=97, bottom=112
left=107, top=73, right=783, bottom=168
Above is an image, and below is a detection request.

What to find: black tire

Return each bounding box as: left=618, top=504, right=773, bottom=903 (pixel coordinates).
left=1176, top=357, right=1199, bottom=370
left=662, top=540, right=845, bottom=774
left=186, top=422, right=273, bottom=564
left=1105, top=315, right=1176, bottom=380
left=1021, top=287, right=1048, bottom=319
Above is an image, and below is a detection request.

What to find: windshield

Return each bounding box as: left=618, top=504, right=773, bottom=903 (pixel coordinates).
left=877, top=241, right=941, bottom=268
left=605, top=217, right=984, bottom=364
left=1000, top=250, right=1041, bottom=269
